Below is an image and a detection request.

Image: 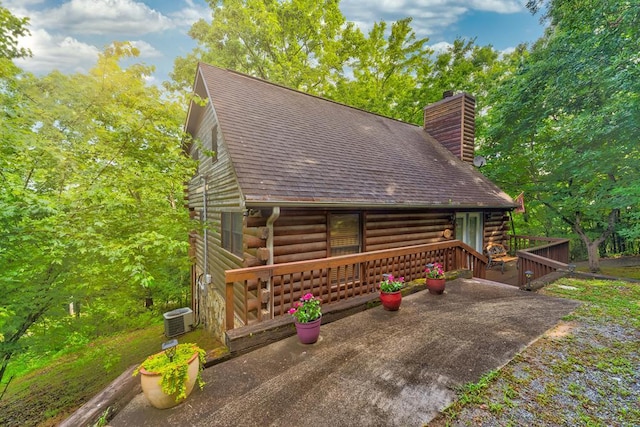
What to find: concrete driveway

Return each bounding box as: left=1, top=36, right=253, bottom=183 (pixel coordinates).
left=111, top=278, right=580, bottom=427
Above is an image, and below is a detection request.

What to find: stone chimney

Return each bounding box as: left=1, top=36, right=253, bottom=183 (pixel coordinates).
left=423, top=92, right=475, bottom=163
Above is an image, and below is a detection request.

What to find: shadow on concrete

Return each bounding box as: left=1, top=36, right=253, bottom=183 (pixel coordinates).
left=485, top=260, right=519, bottom=287
left=110, top=278, right=579, bottom=427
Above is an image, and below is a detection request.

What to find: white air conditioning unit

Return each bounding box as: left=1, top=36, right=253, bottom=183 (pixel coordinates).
left=163, top=307, right=194, bottom=337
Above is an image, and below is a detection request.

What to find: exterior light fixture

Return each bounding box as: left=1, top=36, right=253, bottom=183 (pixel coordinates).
left=524, top=270, right=534, bottom=291
left=162, top=339, right=179, bottom=362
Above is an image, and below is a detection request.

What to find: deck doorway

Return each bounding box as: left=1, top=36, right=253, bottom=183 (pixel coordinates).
left=455, top=212, right=483, bottom=253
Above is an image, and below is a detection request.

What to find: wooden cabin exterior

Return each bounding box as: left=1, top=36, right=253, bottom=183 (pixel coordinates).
left=184, top=64, right=516, bottom=339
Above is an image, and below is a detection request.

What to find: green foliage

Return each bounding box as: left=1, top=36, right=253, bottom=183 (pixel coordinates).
left=379, top=274, right=404, bottom=293
left=326, top=17, right=430, bottom=121
left=0, top=5, right=31, bottom=59
left=170, top=0, right=517, bottom=135
left=134, top=343, right=206, bottom=401
left=0, top=42, right=196, bottom=385
left=484, top=0, right=640, bottom=270
left=0, top=324, right=223, bottom=426
left=168, top=0, right=357, bottom=93
left=287, top=293, right=322, bottom=323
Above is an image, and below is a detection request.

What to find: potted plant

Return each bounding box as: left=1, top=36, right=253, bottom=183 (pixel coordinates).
left=133, top=341, right=206, bottom=409
left=425, top=262, right=446, bottom=294
left=379, top=273, right=404, bottom=311
left=288, top=293, right=322, bottom=344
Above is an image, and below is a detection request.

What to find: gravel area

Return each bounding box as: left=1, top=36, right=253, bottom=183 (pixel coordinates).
left=429, top=279, right=640, bottom=427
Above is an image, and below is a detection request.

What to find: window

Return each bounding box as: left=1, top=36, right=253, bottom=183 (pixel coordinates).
left=330, top=213, right=361, bottom=256
left=329, top=213, right=361, bottom=283
left=221, top=212, right=243, bottom=257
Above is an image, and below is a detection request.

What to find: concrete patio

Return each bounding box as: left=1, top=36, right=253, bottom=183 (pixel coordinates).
left=111, top=277, right=579, bottom=426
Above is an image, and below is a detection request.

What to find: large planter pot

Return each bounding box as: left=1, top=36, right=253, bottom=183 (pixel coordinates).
left=426, top=278, right=446, bottom=295
left=294, top=317, right=322, bottom=344
left=380, top=290, right=402, bottom=311
left=139, top=351, right=200, bottom=409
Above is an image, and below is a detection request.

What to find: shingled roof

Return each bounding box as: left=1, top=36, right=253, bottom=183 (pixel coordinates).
left=191, top=63, right=515, bottom=209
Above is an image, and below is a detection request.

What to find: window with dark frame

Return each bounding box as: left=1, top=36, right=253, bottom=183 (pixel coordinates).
left=329, top=213, right=361, bottom=283
left=330, top=213, right=361, bottom=256
left=221, top=212, right=243, bottom=257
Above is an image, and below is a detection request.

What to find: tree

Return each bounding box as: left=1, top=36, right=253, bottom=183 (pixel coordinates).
left=484, top=0, right=640, bottom=271
left=0, top=4, right=31, bottom=59
left=326, top=18, right=430, bottom=121
left=168, top=0, right=358, bottom=94
left=0, top=43, right=195, bottom=386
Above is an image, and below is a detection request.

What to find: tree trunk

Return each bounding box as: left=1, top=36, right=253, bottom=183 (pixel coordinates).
left=573, top=209, right=619, bottom=273
left=585, top=241, right=601, bottom=273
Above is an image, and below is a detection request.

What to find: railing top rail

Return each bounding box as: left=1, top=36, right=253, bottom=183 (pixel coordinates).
left=510, top=235, right=569, bottom=243
left=226, top=240, right=487, bottom=282
left=516, top=250, right=568, bottom=269
left=515, top=238, right=570, bottom=254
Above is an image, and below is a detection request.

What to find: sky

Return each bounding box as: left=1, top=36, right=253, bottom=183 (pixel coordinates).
left=5, top=0, right=546, bottom=85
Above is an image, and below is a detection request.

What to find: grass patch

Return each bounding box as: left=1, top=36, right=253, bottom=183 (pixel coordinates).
left=0, top=324, right=225, bottom=427
left=543, top=278, right=640, bottom=328
left=577, top=264, right=640, bottom=280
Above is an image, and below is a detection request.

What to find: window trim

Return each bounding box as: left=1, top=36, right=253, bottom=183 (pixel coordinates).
left=221, top=211, right=243, bottom=258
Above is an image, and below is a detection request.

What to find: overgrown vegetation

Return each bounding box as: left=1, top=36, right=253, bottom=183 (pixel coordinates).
left=430, top=277, right=640, bottom=426
left=0, top=324, right=224, bottom=426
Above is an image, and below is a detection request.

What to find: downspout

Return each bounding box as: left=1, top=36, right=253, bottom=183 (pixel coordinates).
left=202, top=176, right=208, bottom=276
left=265, top=207, right=280, bottom=319
left=266, top=207, right=280, bottom=265
left=200, top=176, right=209, bottom=328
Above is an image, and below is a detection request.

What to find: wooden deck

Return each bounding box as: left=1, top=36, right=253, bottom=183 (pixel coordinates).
left=224, top=240, right=487, bottom=330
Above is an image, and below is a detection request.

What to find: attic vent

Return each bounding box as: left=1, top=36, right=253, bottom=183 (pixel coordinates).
left=163, top=307, right=194, bottom=337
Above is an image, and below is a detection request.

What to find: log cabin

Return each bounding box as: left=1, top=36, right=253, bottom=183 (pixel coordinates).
left=184, top=63, right=516, bottom=339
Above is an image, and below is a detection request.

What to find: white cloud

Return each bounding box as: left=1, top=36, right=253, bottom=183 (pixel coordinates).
left=130, top=40, right=162, bottom=58
left=31, top=0, right=175, bottom=36
left=170, top=0, right=211, bottom=28
left=429, top=41, right=453, bottom=54
left=14, top=28, right=100, bottom=74
left=341, top=0, right=524, bottom=38
left=468, top=0, right=522, bottom=13
left=500, top=46, right=516, bottom=55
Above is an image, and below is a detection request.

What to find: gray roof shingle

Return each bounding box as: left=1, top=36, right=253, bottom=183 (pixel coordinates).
left=196, top=63, right=514, bottom=209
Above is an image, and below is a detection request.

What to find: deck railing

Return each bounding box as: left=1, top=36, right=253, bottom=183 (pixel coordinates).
left=225, top=240, right=487, bottom=330
left=511, top=235, right=570, bottom=287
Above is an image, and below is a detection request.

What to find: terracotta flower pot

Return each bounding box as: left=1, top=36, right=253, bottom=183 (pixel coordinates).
left=380, top=290, right=402, bottom=311
left=294, top=317, right=321, bottom=344
left=426, top=278, right=446, bottom=295
left=139, top=352, right=200, bottom=409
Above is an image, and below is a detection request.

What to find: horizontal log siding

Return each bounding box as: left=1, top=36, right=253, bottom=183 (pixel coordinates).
left=272, top=210, right=328, bottom=263
left=483, top=211, right=510, bottom=249
left=187, top=102, right=243, bottom=337
left=364, top=212, right=453, bottom=251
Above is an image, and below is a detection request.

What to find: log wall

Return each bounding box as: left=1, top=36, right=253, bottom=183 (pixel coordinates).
left=364, top=212, right=453, bottom=251
left=483, top=211, right=510, bottom=250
